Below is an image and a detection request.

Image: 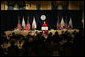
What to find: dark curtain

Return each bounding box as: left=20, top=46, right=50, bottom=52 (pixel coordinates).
left=1, top=10, right=82, bottom=32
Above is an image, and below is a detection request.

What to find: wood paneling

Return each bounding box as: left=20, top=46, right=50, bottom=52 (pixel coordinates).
left=68, top=1, right=80, bottom=10
left=1, top=2, right=5, bottom=10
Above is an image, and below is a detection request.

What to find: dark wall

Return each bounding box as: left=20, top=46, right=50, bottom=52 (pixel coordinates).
left=1, top=10, right=82, bottom=32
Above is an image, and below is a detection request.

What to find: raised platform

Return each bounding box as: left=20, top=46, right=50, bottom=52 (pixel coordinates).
left=5, top=29, right=79, bottom=37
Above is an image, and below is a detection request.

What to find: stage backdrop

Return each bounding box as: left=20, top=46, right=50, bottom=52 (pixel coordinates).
left=1, top=10, right=82, bottom=32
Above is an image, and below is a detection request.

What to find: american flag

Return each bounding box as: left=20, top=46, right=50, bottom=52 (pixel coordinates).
left=65, top=16, right=68, bottom=28
left=57, top=16, right=60, bottom=29
left=17, top=16, right=21, bottom=30
left=26, top=17, right=31, bottom=30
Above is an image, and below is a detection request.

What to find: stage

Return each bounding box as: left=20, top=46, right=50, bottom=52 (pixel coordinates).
left=5, top=29, right=79, bottom=37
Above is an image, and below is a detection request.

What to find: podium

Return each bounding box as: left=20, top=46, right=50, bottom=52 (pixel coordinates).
left=41, top=27, right=48, bottom=30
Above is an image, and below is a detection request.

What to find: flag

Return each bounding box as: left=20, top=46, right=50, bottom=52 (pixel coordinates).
left=65, top=16, right=68, bottom=28
left=22, top=16, right=25, bottom=28
left=65, top=21, right=68, bottom=29
left=32, top=17, right=37, bottom=29
left=69, top=17, right=73, bottom=28
left=60, top=17, right=65, bottom=28
left=57, top=16, right=60, bottom=29
left=26, top=17, right=31, bottom=30
left=17, top=16, right=21, bottom=30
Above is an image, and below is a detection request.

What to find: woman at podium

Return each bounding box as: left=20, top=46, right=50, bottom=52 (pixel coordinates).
left=42, top=21, right=47, bottom=27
